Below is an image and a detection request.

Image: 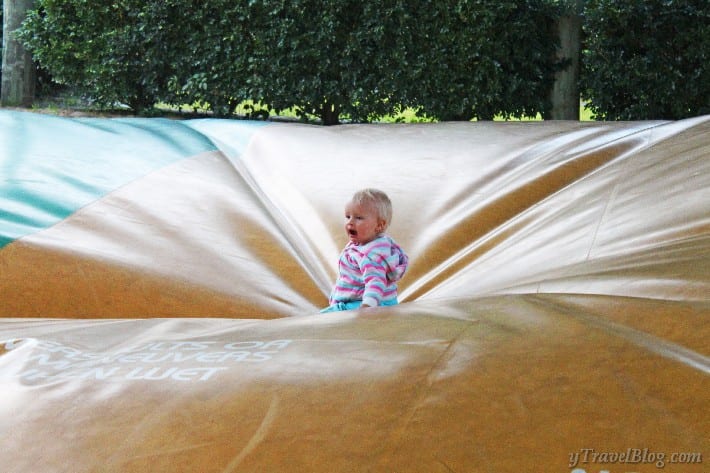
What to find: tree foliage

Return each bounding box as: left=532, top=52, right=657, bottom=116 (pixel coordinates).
left=243, top=0, right=413, bottom=124
left=160, top=0, right=255, bottom=117
left=14, top=0, right=708, bottom=122
left=403, top=0, right=559, bottom=121
left=16, top=0, right=564, bottom=122
left=17, top=0, right=176, bottom=111
left=582, top=0, right=710, bottom=119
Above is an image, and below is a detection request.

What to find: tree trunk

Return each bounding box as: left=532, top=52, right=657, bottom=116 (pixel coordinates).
left=549, top=10, right=582, bottom=120
left=2, top=0, right=36, bottom=107
left=320, top=102, right=340, bottom=126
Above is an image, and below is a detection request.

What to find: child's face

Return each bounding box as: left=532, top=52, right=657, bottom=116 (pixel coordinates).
left=344, top=200, right=385, bottom=245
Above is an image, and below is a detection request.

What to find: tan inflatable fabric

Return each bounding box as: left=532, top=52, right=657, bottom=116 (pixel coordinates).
left=0, top=111, right=708, bottom=472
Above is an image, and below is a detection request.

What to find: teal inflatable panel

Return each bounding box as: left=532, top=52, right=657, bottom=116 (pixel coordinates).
left=0, top=111, right=267, bottom=248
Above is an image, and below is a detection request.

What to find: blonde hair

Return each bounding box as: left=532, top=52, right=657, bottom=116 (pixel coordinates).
left=351, top=188, right=393, bottom=230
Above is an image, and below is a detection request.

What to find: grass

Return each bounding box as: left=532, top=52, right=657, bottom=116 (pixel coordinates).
left=492, top=102, right=595, bottom=122
left=18, top=90, right=596, bottom=123
left=379, top=102, right=595, bottom=123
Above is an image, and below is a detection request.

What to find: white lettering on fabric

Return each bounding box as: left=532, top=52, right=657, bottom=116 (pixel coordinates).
left=0, top=338, right=293, bottom=383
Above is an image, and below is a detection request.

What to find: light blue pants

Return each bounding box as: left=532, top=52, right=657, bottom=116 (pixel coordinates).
left=319, top=299, right=398, bottom=313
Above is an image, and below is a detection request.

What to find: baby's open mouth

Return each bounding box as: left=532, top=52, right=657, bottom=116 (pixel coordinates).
left=348, top=229, right=357, bottom=236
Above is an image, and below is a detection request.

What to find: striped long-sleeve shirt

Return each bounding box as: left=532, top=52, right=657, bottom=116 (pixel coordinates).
left=328, top=235, right=409, bottom=307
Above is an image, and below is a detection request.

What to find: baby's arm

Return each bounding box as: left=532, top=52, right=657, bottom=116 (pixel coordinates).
left=360, top=255, right=389, bottom=307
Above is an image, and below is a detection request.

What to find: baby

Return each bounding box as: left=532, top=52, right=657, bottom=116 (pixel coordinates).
left=321, top=188, right=409, bottom=312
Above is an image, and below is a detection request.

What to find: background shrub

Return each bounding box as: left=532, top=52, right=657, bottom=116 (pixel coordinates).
left=403, top=0, right=559, bottom=121
left=582, top=0, right=710, bottom=119
left=12, top=0, right=709, bottom=122
left=18, top=0, right=182, bottom=112
left=242, top=0, right=412, bottom=124
left=16, top=0, right=562, bottom=122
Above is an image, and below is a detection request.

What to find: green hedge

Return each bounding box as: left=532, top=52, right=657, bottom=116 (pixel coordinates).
left=582, top=0, right=709, bottom=120
left=14, top=0, right=709, bottom=122
left=402, top=1, right=559, bottom=121
left=17, top=0, right=560, bottom=123
left=18, top=0, right=181, bottom=111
